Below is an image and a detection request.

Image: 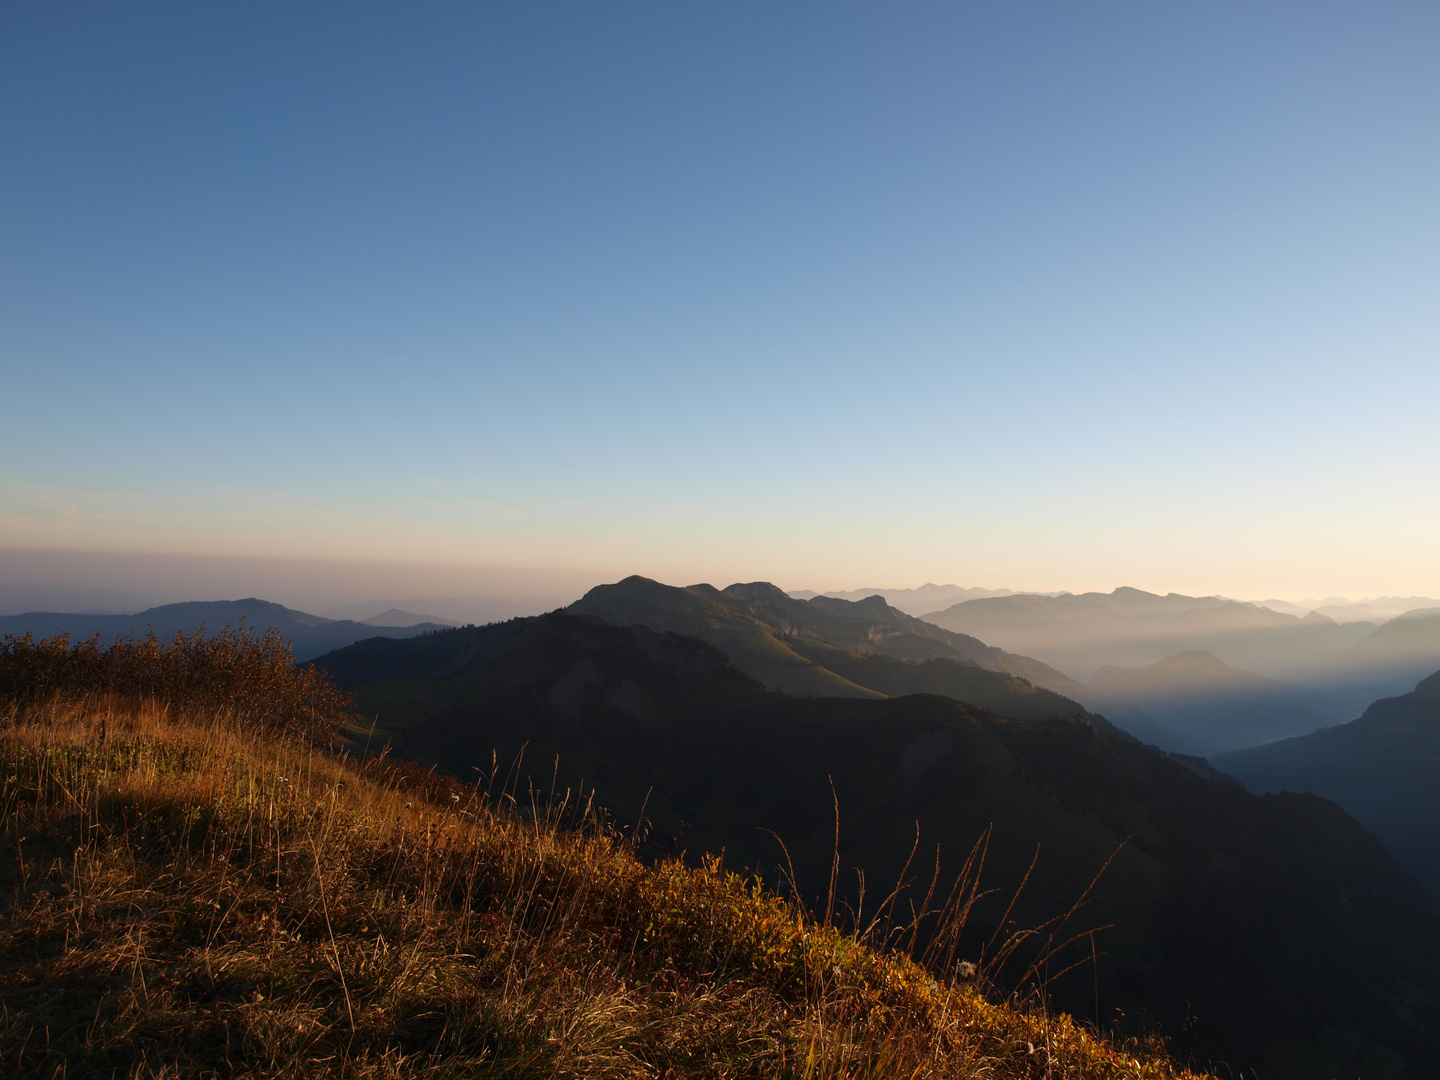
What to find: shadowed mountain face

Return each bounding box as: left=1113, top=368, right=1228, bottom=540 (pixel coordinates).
left=921, top=588, right=1360, bottom=683
left=312, top=614, right=1440, bottom=1080
left=1089, top=651, right=1339, bottom=756
left=565, top=576, right=1161, bottom=734
left=1215, top=671, right=1440, bottom=900
left=0, top=599, right=449, bottom=662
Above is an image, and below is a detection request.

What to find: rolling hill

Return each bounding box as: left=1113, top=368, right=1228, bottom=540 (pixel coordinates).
left=313, top=613, right=1440, bottom=1080
left=0, top=598, right=448, bottom=662
left=1214, top=670, right=1440, bottom=899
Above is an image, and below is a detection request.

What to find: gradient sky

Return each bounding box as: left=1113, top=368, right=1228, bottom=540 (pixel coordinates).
left=2, top=2, right=1438, bottom=602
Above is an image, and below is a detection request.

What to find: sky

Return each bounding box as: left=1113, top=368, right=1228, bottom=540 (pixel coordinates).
left=2, top=1, right=1438, bottom=609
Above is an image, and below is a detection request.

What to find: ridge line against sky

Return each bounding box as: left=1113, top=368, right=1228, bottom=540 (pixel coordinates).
left=2, top=3, right=1438, bottom=599
left=2, top=547, right=1435, bottom=623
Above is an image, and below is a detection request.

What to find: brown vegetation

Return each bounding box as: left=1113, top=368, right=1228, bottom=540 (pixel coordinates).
left=0, top=627, right=351, bottom=738
left=0, top=684, right=1206, bottom=1079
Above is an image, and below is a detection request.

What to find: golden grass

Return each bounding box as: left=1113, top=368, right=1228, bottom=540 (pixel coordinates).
left=0, top=627, right=350, bottom=738
left=0, top=696, right=1206, bottom=1079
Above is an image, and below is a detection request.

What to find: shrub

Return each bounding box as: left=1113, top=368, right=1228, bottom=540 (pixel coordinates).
left=0, top=623, right=351, bottom=737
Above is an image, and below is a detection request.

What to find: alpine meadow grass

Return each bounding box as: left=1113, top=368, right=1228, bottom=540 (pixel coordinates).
left=0, top=632, right=1203, bottom=1079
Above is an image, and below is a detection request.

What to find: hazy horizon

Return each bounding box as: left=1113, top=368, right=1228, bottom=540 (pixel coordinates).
left=3, top=546, right=1435, bottom=623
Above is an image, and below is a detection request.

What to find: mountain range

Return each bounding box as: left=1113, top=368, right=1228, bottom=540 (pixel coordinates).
left=921, top=588, right=1365, bottom=682
left=9, top=576, right=1437, bottom=1077
left=566, top=576, right=1177, bottom=741
left=10, top=582, right=1433, bottom=759
left=311, top=610, right=1440, bottom=1080
left=0, top=598, right=448, bottom=662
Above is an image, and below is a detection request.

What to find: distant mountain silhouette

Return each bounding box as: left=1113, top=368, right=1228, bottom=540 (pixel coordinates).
left=0, top=599, right=449, bottom=662
left=310, top=613, right=1440, bottom=1080
left=565, top=576, right=1161, bottom=734
left=921, top=587, right=1363, bottom=686
left=360, top=608, right=454, bottom=628
left=1312, top=598, right=1440, bottom=626
left=788, top=583, right=1015, bottom=616
left=1325, top=611, right=1440, bottom=695
left=1089, top=651, right=1338, bottom=755
left=1215, top=671, right=1440, bottom=899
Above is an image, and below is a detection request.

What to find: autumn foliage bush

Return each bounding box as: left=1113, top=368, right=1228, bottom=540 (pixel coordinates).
left=0, top=624, right=351, bottom=737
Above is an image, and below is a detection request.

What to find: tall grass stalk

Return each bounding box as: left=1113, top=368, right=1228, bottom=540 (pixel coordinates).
left=0, top=691, right=1200, bottom=1079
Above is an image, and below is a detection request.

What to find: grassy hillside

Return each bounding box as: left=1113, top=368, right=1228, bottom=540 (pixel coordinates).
left=1216, top=670, right=1440, bottom=898
left=0, top=693, right=1199, bottom=1080
left=320, top=614, right=1440, bottom=1080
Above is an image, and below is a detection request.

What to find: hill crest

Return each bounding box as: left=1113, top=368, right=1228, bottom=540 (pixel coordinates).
left=567, top=575, right=1135, bottom=727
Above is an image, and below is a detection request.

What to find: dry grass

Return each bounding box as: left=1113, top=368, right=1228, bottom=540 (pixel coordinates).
left=0, top=627, right=350, bottom=738
left=0, top=695, right=1206, bottom=1079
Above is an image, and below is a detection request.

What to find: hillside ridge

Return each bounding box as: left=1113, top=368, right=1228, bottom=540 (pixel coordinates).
left=567, top=575, right=1159, bottom=731
left=0, top=690, right=1201, bottom=1080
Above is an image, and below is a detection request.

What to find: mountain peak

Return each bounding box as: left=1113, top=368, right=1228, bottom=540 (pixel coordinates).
left=719, top=581, right=791, bottom=603
left=849, top=594, right=897, bottom=617
left=615, top=574, right=663, bottom=589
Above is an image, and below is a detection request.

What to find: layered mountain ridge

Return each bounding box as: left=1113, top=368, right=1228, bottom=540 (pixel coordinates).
left=921, top=587, right=1361, bottom=681
left=566, top=576, right=1164, bottom=736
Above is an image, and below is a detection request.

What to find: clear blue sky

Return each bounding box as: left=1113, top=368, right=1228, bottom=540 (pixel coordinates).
left=2, top=2, right=1438, bottom=599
